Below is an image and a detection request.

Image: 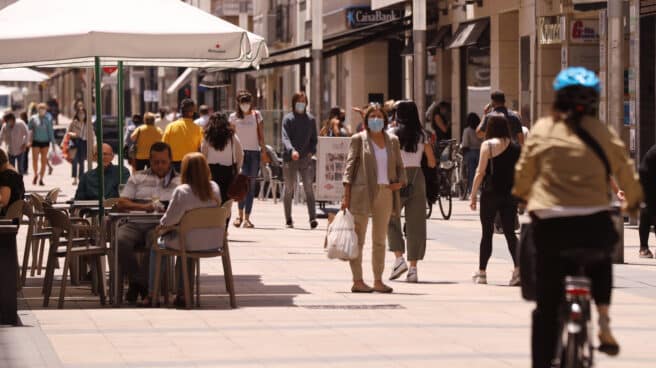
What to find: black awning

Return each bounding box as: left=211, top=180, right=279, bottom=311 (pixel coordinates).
left=427, top=25, right=452, bottom=50
left=573, top=1, right=606, bottom=11
left=447, top=19, right=489, bottom=49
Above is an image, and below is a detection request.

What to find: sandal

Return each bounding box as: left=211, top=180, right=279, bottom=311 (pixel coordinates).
left=639, top=249, right=654, bottom=259
left=243, top=219, right=254, bottom=228
left=373, top=283, right=393, bottom=294
left=351, top=284, right=373, bottom=293
left=233, top=218, right=243, bottom=228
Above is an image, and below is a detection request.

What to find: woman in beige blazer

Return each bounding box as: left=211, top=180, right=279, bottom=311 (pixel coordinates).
left=342, top=104, right=406, bottom=293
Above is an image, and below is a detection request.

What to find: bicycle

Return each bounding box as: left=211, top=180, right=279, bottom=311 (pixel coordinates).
left=551, top=248, right=610, bottom=368
left=435, top=139, right=458, bottom=220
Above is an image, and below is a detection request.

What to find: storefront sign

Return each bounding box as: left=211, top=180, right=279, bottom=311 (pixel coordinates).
left=346, top=7, right=400, bottom=29
left=570, top=20, right=600, bottom=43
left=316, top=137, right=351, bottom=202
left=538, top=16, right=562, bottom=45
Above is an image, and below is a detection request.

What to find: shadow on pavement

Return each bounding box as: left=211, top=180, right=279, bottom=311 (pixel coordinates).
left=18, top=274, right=309, bottom=310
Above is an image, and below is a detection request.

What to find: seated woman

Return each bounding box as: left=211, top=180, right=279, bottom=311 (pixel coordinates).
left=0, top=148, right=25, bottom=217
left=143, top=152, right=222, bottom=307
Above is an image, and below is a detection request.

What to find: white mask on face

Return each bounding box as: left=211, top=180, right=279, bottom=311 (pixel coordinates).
left=239, top=103, right=251, bottom=113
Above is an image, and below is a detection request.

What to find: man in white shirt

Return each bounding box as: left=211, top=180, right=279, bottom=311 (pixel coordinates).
left=194, top=105, right=210, bottom=129
left=155, top=106, right=171, bottom=132
left=115, top=142, right=180, bottom=304
left=1, top=112, right=28, bottom=175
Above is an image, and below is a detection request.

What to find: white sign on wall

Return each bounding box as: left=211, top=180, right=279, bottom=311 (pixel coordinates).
left=570, top=19, right=600, bottom=44
left=316, top=137, right=351, bottom=202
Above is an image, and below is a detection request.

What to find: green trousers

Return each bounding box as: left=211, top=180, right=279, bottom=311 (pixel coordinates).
left=388, top=167, right=427, bottom=261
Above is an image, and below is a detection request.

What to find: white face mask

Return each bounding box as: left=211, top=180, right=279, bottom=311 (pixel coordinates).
left=239, top=103, right=251, bottom=113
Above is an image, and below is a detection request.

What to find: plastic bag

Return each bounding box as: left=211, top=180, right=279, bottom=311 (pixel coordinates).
left=326, top=209, right=359, bottom=261
left=48, top=144, right=64, bottom=166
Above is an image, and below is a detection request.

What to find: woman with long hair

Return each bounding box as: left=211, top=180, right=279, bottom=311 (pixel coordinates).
left=144, top=152, right=222, bottom=307
left=202, top=112, right=244, bottom=203
left=67, top=106, right=93, bottom=184
left=469, top=113, right=520, bottom=286
left=320, top=106, right=350, bottom=137
left=27, top=103, right=55, bottom=186
left=430, top=101, right=452, bottom=142
left=229, top=90, right=265, bottom=228
left=461, top=112, right=483, bottom=198
left=387, top=101, right=436, bottom=283
left=342, top=104, right=406, bottom=293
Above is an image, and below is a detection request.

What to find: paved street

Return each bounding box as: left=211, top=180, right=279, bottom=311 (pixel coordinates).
left=2, top=161, right=656, bottom=368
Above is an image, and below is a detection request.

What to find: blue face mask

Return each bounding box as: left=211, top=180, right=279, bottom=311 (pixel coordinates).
left=294, top=102, right=306, bottom=113
left=368, top=117, right=384, bottom=132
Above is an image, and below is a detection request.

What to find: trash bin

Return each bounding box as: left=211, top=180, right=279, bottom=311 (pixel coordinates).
left=611, top=204, right=624, bottom=264
left=0, top=220, right=19, bottom=325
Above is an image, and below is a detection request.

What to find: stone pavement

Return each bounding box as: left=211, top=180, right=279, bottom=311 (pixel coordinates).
left=2, top=160, right=656, bottom=367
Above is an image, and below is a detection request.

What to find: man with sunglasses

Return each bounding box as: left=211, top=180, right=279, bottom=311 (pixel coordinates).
left=116, top=142, right=180, bottom=304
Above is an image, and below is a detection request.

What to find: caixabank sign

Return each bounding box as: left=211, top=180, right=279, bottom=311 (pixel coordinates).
left=345, top=7, right=401, bottom=29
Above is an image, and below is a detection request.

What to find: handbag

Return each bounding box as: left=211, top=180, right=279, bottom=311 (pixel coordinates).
left=255, top=111, right=271, bottom=165
left=127, top=128, right=139, bottom=160
left=227, top=139, right=250, bottom=201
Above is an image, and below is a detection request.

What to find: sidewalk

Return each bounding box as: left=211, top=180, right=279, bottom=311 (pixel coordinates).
left=4, top=161, right=656, bottom=367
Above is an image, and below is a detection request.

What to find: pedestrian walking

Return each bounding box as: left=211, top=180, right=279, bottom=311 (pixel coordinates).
left=637, top=144, right=656, bottom=258
left=281, top=92, right=318, bottom=229
left=230, top=90, right=265, bottom=228
left=469, top=113, right=521, bottom=286
left=116, top=142, right=179, bottom=304
left=202, top=112, right=244, bottom=203
left=430, top=101, right=452, bottom=142
left=66, top=107, right=93, bottom=185
left=18, top=112, right=30, bottom=175
left=476, top=91, right=524, bottom=145
left=387, top=101, right=436, bottom=283
left=461, top=113, right=483, bottom=198
left=1, top=112, right=29, bottom=175
left=194, top=105, right=210, bottom=130
left=27, top=103, right=55, bottom=186
left=162, top=98, right=203, bottom=173
left=155, top=106, right=171, bottom=132
left=513, top=67, right=644, bottom=366
left=319, top=106, right=350, bottom=137
left=131, top=112, right=163, bottom=171
left=342, top=103, right=406, bottom=293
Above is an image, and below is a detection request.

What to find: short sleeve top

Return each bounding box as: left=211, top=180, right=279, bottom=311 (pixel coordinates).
left=0, top=168, right=25, bottom=216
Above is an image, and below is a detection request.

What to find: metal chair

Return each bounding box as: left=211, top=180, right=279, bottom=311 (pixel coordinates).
left=42, top=207, right=107, bottom=309
left=26, top=194, right=53, bottom=277
left=152, top=200, right=236, bottom=309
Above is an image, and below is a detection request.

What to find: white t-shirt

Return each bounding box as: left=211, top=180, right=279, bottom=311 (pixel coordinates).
left=194, top=115, right=210, bottom=129
left=400, top=133, right=429, bottom=168
left=373, top=143, right=389, bottom=185
left=229, top=111, right=261, bottom=151
left=203, top=135, right=244, bottom=168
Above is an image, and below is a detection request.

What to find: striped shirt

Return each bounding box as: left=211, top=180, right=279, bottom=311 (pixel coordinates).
left=120, top=168, right=180, bottom=201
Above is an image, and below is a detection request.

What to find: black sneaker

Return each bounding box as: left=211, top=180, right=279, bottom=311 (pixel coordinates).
left=310, top=219, right=318, bottom=229
left=286, top=219, right=294, bottom=229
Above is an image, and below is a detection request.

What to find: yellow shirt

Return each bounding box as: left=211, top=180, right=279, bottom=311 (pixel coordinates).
left=134, top=124, right=163, bottom=160
left=162, top=118, right=203, bottom=162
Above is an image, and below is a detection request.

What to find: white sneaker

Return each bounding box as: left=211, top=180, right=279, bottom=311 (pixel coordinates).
left=472, top=271, right=487, bottom=284
left=406, top=267, right=418, bottom=283
left=509, top=268, right=521, bottom=287
left=389, top=258, right=408, bottom=280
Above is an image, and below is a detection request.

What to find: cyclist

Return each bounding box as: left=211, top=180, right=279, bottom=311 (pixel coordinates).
left=513, top=67, right=643, bottom=367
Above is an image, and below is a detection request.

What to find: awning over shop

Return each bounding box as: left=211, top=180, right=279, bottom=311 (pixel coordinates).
left=166, top=68, right=195, bottom=95
left=427, top=26, right=452, bottom=51
left=447, top=19, right=489, bottom=49
left=0, top=67, right=49, bottom=82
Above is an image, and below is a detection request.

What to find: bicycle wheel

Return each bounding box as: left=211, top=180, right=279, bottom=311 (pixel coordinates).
left=437, top=192, right=452, bottom=220
left=564, top=332, right=585, bottom=368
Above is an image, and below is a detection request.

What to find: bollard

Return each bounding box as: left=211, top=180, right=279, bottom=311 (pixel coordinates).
left=611, top=205, right=624, bottom=264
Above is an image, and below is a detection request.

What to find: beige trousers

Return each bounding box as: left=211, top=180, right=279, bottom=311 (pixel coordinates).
left=350, top=186, right=393, bottom=281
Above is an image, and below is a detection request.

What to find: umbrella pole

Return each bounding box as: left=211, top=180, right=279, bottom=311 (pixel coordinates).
left=95, top=57, right=105, bottom=220
left=117, top=61, right=125, bottom=184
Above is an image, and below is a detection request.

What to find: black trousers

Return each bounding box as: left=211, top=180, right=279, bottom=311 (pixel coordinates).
left=639, top=207, right=655, bottom=250
left=478, top=191, right=518, bottom=270
left=531, top=212, right=615, bottom=368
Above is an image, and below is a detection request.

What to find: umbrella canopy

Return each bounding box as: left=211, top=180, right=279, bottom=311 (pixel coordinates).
left=0, top=67, right=49, bottom=82
left=0, top=0, right=268, bottom=68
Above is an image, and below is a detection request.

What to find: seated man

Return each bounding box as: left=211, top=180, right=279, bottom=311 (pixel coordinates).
left=116, top=142, right=180, bottom=304
left=74, top=143, right=130, bottom=200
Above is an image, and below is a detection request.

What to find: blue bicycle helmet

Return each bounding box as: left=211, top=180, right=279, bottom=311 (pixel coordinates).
left=553, top=67, right=600, bottom=92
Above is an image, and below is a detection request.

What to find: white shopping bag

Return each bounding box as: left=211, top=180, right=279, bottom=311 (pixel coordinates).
left=326, top=209, right=359, bottom=261
left=48, top=144, right=64, bottom=166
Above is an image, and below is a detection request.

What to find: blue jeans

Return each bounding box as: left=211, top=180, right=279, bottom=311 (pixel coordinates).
left=9, top=152, right=26, bottom=175
left=71, top=138, right=87, bottom=178
left=239, top=150, right=260, bottom=214
left=465, top=149, right=480, bottom=195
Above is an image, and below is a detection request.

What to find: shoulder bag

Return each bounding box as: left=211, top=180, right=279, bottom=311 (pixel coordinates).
left=227, top=139, right=250, bottom=201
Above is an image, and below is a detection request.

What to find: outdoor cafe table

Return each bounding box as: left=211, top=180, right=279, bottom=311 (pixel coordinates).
left=106, top=211, right=163, bottom=305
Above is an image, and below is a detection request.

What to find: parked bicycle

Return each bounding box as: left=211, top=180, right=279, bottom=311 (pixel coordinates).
left=433, top=139, right=460, bottom=220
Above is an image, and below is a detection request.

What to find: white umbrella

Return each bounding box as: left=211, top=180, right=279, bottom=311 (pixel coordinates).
left=0, top=0, right=267, bottom=68
left=0, top=67, right=49, bottom=82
